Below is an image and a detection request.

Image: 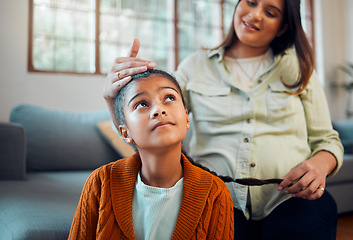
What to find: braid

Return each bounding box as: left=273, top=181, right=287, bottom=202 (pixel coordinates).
left=182, top=151, right=283, bottom=186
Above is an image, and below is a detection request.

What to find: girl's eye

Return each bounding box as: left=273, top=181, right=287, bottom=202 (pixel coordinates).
left=165, top=95, right=176, bottom=102
left=135, top=101, right=148, bottom=109
left=247, top=0, right=256, bottom=7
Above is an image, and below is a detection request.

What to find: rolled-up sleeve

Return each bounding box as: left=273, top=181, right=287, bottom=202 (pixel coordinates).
left=300, top=71, right=344, bottom=176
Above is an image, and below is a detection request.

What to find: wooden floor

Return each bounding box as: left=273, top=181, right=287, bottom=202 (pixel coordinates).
left=337, top=212, right=353, bottom=240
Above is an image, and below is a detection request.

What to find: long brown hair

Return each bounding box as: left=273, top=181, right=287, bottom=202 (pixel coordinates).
left=216, top=0, right=314, bottom=95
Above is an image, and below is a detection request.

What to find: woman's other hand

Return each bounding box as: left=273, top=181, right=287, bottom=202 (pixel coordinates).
left=278, top=151, right=337, bottom=200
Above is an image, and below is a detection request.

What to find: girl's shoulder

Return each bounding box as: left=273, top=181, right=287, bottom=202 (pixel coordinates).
left=84, top=161, right=116, bottom=185
left=86, top=155, right=139, bottom=182
left=184, top=159, right=230, bottom=196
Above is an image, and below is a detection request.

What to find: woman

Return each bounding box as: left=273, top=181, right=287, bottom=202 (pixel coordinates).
left=103, top=0, right=343, bottom=239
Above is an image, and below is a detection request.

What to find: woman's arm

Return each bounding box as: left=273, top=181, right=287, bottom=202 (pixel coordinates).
left=278, top=72, right=344, bottom=200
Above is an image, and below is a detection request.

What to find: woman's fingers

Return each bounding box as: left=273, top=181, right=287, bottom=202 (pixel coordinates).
left=111, top=61, right=155, bottom=77
left=278, top=159, right=326, bottom=200
left=128, top=38, right=140, bottom=58
left=103, top=39, right=156, bottom=101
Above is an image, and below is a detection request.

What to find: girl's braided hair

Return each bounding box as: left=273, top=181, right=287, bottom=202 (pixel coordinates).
left=182, top=150, right=283, bottom=186
left=115, top=69, right=283, bottom=186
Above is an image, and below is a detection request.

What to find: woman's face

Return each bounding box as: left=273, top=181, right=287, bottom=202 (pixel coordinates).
left=233, top=0, right=287, bottom=50
left=119, top=75, right=190, bottom=151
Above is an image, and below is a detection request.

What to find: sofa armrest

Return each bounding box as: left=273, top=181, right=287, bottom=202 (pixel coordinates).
left=0, top=122, right=26, bottom=180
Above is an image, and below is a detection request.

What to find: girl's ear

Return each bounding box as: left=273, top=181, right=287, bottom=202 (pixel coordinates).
left=185, top=109, right=191, bottom=129
left=277, top=24, right=288, bottom=37
left=118, top=125, right=133, bottom=144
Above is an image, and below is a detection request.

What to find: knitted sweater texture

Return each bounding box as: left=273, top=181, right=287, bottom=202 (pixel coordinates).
left=68, top=153, right=234, bottom=240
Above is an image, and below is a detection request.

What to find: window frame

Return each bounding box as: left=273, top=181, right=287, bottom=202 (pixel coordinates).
left=28, top=0, right=314, bottom=75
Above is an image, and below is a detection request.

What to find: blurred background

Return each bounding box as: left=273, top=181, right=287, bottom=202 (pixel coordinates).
left=0, top=0, right=352, bottom=122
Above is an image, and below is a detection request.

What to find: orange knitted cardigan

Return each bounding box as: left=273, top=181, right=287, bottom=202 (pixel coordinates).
left=68, top=153, right=234, bottom=240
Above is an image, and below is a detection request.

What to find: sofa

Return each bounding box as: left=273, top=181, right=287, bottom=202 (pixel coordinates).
left=0, top=104, right=352, bottom=240
left=326, top=120, right=353, bottom=214
left=0, top=104, right=135, bottom=240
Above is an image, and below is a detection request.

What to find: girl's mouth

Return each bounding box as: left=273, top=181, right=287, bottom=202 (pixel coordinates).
left=152, top=121, right=174, bottom=131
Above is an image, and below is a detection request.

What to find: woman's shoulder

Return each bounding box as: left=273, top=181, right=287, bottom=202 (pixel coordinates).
left=276, top=47, right=298, bottom=66
left=178, top=48, right=222, bottom=67
left=175, top=47, right=224, bottom=82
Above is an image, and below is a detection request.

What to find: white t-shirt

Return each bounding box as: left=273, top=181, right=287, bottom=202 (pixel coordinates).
left=132, top=172, right=184, bottom=240
left=224, top=49, right=273, bottom=92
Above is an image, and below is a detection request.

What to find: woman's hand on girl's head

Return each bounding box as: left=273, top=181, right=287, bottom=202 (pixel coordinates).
left=103, top=39, right=156, bottom=101
left=277, top=151, right=337, bottom=200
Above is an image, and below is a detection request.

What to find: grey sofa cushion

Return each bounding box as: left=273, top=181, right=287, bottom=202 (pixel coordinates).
left=0, top=171, right=91, bottom=239
left=0, top=122, right=26, bottom=180
left=327, top=154, right=353, bottom=184
left=333, top=120, right=353, bottom=154
left=10, top=104, right=121, bottom=171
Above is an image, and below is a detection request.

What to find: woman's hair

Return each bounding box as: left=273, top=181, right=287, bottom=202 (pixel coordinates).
left=214, top=0, right=314, bottom=95
left=115, top=69, right=283, bottom=187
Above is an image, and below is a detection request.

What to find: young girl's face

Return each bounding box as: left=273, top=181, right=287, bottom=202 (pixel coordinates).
left=119, top=75, right=190, bottom=151
left=233, top=0, right=287, bottom=50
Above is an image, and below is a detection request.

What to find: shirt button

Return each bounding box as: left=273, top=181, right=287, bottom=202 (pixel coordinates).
left=250, top=163, right=256, bottom=167
left=244, top=138, right=250, bottom=143
left=257, top=79, right=262, bottom=84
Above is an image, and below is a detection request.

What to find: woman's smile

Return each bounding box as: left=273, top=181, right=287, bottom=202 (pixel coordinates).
left=243, top=20, right=260, bottom=31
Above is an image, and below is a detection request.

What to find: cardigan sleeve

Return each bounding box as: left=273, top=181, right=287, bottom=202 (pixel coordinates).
left=207, top=182, right=234, bottom=240
left=68, top=170, right=101, bottom=240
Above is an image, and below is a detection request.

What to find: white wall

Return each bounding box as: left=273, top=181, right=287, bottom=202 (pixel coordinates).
left=315, top=0, right=353, bottom=120
left=1, top=0, right=352, bottom=122
left=0, top=1, right=108, bottom=123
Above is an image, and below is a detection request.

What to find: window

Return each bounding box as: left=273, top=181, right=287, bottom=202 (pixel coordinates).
left=28, top=0, right=312, bottom=75
left=28, top=0, right=96, bottom=74
left=300, top=0, right=314, bottom=48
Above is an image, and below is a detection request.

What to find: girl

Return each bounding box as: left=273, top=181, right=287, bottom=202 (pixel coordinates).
left=103, top=0, right=343, bottom=239
left=69, top=69, right=234, bottom=240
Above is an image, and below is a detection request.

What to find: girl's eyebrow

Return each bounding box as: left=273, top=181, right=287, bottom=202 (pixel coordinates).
left=127, top=86, right=179, bottom=106
left=128, top=92, right=145, bottom=106
left=161, top=86, right=179, bottom=94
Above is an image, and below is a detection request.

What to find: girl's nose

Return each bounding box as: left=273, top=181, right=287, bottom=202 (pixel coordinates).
left=152, top=109, right=167, bottom=118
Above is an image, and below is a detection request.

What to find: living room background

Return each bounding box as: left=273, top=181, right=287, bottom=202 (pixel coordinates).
left=0, top=0, right=352, bottom=122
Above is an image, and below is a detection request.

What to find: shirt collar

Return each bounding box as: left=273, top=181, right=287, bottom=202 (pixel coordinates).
left=207, top=47, right=225, bottom=63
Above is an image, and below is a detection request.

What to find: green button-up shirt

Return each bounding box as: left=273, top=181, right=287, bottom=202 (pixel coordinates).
left=175, top=47, right=343, bottom=220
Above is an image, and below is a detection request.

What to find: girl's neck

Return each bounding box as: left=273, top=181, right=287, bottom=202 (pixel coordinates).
left=226, top=41, right=270, bottom=59
left=138, top=145, right=183, bottom=188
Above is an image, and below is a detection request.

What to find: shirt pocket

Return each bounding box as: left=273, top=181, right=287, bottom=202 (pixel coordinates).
left=266, top=80, right=304, bottom=120
left=186, top=82, right=232, bottom=122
